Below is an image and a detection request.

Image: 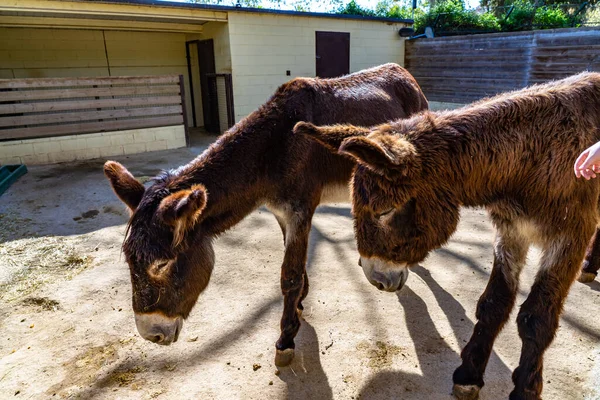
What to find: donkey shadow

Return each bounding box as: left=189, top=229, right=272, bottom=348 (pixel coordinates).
left=358, top=265, right=512, bottom=400
left=277, top=320, right=333, bottom=400
left=583, top=279, right=600, bottom=293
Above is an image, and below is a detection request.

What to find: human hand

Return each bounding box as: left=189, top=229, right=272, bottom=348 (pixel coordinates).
left=574, top=141, right=600, bottom=180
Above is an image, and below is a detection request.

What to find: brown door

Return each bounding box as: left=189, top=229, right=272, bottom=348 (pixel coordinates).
left=315, top=31, right=350, bottom=78
left=196, top=39, right=220, bottom=133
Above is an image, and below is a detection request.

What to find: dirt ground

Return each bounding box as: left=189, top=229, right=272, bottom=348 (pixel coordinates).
left=1, top=134, right=600, bottom=400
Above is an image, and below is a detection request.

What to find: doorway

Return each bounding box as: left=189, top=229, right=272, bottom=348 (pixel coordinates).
left=315, top=31, right=350, bottom=78
left=186, top=39, right=220, bottom=133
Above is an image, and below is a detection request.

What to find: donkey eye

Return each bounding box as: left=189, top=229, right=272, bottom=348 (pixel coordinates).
left=155, top=260, right=169, bottom=269
left=375, top=208, right=395, bottom=219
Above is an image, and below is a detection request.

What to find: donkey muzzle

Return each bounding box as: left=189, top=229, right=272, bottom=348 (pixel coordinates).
left=359, top=257, right=409, bottom=292
left=134, top=312, right=183, bottom=345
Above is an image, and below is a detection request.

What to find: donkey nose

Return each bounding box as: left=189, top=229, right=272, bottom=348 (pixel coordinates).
left=134, top=312, right=183, bottom=346
left=148, top=332, right=165, bottom=344
left=371, top=270, right=395, bottom=292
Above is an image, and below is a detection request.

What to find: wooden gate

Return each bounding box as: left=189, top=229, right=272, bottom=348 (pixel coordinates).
left=0, top=75, right=187, bottom=142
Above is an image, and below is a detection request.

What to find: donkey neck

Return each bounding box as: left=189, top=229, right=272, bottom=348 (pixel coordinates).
left=418, top=100, right=559, bottom=208
left=168, top=109, right=294, bottom=235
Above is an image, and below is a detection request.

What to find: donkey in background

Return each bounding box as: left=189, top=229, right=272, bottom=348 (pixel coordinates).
left=104, top=64, right=429, bottom=366
left=294, top=72, right=600, bottom=399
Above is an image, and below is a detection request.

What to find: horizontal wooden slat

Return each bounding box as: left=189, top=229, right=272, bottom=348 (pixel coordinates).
left=408, top=69, right=528, bottom=79
left=0, top=96, right=182, bottom=115
left=0, top=106, right=182, bottom=128
left=0, top=75, right=180, bottom=90
left=0, top=85, right=180, bottom=102
left=406, top=49, right=530, bottom=59
left=0, top=115, right=183, bottom=141
left=407, top=61, right=529, bottom=70
left=406, top=56, right=531, bottom=64
left=532, top=46, right=600, bottom=55
left=415, top=77, right=524, bottom=87
left=406, top=45, right=534, bottom=57
left=535, top=36, right=600, bottom=46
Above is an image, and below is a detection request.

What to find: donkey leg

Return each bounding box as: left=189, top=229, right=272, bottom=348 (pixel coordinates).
left=273, top=211, right=308, bottom=316
left=579, top=226, right=600, bottom=283
left=453, top=225, right=529, bottom=400
left=510, top=237, right=588, bottom=400
left=297, top=272, right=309, bottom=318
left=275, top=207, right=314, bottom=367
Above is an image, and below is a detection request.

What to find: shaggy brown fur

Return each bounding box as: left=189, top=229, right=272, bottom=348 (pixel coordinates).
left=294, top=72, right=600, bottom=400
left=104, top=64, right=428, bottom=365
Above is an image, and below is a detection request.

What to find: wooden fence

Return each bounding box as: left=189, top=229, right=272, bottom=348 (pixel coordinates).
left=0, top=75, right=186, bottom=141
left=405, top=27, right=600, bottom=104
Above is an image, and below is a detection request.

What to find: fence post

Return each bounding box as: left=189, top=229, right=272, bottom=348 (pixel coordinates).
left=179, top=74, right=190, bottom=147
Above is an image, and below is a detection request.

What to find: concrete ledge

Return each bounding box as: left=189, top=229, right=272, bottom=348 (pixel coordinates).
left=0, top=125, right=186, bottom=165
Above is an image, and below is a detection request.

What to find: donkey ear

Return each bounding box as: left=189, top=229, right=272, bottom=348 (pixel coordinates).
left=293, top=122, right=370, bottom=153
left=104, top=161, right=145, bottom=210
left=158, top=184, right=208, bottom=246
left=340, top=135, right=419, bottom=176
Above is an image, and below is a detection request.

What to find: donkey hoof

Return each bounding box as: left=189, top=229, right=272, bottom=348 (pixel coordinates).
left=578, top=271, right=597, bottom=283
left=275, top=348, right=295, bottom=367
left=452, top=384, right=481, bottom=400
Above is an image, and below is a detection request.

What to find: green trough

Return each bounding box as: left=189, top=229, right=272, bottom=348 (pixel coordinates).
left=0, top=165, right=28, bottom=197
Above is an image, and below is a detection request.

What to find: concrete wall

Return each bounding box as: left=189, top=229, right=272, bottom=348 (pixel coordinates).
left=0, top=126, right=186, bottom=165
left=227, top=12, right=408, bottom=121
left=0, top=27, right=193, bottom=124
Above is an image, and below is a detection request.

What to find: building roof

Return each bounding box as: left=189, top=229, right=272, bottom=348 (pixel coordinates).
left=75, top=0, right=414, bottom=24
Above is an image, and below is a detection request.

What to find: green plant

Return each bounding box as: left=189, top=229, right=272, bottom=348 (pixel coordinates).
left=534, top=5, right=574, bottom=28
left=499, top=0, right=535, bottom=31
left=336, top=0, right=377, bottom=16
left=374, top=0, right=420, bottom=20
left=414, top=0, right=500, bottom=34
left=325, top=0, right=591, bottom=34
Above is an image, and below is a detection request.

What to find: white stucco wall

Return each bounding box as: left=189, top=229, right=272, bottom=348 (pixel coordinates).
left=227, top=12, right=409, bottom=121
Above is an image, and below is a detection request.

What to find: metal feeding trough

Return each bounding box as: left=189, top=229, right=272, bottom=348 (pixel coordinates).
left=0, top=165, right=28, bottom=196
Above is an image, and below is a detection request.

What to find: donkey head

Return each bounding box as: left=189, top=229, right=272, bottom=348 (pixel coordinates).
left=294, top=120, right=460, bottom=292
left=104, top=161, right=214, bottom=345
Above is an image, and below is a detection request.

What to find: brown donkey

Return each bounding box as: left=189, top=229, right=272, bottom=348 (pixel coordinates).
left=103, top=64, right=428, bottom=366
left=294, top=72, right=600, bottom=399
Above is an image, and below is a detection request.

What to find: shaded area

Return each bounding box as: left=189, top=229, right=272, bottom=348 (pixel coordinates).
left=309, top=218, right=390, bottom=342
left=278, top=321, right=333, bottom=400
left=56, top=295, right=282, bottom=399
left=440, top=244, right=600, bottom=341
left=358, top=266, right=512, bottom=399
left=0, top=145, right=204, bottom=241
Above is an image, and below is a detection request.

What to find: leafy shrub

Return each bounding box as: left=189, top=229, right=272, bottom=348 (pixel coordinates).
left=336, top=0, right=377, bottom=16
left=414, top=0, right=500, bottom=34
left=334, top=0, right=588, bottom=35
left=534, top=5, right=574, bottom=28
left=498, top=0, right=535, bottom=31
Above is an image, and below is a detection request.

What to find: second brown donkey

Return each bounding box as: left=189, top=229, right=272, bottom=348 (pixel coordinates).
left=294, top=72, right=600, bottom=399
left=103, top=64, right=428, bottom=366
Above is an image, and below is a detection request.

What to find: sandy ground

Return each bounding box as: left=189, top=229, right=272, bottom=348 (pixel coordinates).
left=1, top=134, right=600, bottom=400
